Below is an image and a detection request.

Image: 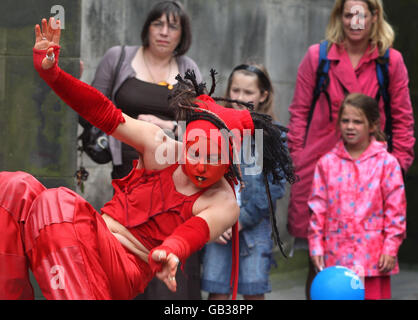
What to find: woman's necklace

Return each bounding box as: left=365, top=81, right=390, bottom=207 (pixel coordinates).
left=143, top=49, right=173, bottom=90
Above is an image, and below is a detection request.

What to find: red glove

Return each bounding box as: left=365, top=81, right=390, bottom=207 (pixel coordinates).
left=33, top=46, right=125, bottom=135
left=148, top=216, right=210, bottom=274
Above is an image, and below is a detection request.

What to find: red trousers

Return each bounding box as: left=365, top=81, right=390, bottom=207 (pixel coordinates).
left=365, top=276, right=391, bottom=300
left=0, top=171, right=153, bottom=300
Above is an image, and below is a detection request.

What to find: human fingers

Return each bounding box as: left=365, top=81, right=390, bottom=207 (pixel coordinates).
left=34, top=20, right=50, bottom=50
left=388, top=259, right=396, bottom=272
left=224, top=228, right=232, bottom=240
left=41, top=18, right=48, bottom=38
left=155, top=267, right=177, bottom=292
left=215, top=235, right=228, bottom=245
left=318, top=256, right=325, bottom=271
left=138, top=114, right=154, bottom=122
left=51, top=19, right=61, bottom=45
left=383, top=255, right=396, bottom=273
left=152, top=249, right=167, bottom=263
left=378, top=254, right=388, bottom=273
left=154, top=253, right=179, bottom=292
left=378, top=254, right=384, bottom=269
left=165, top=254, right=179, bottom=291
left=41, top=47, right=55, bottom=70
left=79, top=60, right=84, bottom=78
left=312, top=256, right=324, bottom=272
left=119, top=225, right=150, bottom=255
left=379, top=255, right=391, bottom=273
left=46, top=17, right=55, bottom=40
left=112, top=232, right=148, bottom=261
left=35, top=24, right=42, bottom=43
left=167, top=253, right=180, bottom=272
left=221, top=231, right=231, bottom=241
left=161, top=274, right=177, bottom=292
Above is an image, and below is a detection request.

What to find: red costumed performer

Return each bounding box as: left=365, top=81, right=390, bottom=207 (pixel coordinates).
left=0, top=18, right=295, bottom=300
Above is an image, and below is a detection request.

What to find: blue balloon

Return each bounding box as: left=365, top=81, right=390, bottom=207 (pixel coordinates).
left=310, top=266, right=365, bottom=300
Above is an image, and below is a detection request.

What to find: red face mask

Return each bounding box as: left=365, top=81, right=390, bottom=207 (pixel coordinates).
left=182, top=136, right=230, bottom=188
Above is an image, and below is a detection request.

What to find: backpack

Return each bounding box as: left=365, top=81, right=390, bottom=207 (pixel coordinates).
left=304, top=40, right=392, bottom=152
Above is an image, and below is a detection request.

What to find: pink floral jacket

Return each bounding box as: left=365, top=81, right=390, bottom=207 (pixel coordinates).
left=308, top=139, right=406, bottom=277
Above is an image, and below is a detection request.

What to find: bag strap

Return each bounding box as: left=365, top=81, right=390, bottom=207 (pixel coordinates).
left=78, top=45, right=126, bottom=129
left=304, top=40, right=332, bottom=146
left=304, top=43, right=392, bottom=152
left=375, top=48, right=392, bottom=152
left=107, top=45, right=126, bottom=100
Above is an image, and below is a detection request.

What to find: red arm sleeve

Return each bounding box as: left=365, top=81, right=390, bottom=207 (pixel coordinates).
left=147, top=216, right=210, bottom=273
left=33, top=46, right=125, bottom=135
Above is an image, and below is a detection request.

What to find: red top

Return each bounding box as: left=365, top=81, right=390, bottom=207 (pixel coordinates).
left=101, top=161, right=207, bottom=250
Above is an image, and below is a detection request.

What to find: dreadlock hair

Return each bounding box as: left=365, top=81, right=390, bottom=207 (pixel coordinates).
left=249, top=112, right=296, bottom=184
left=169, top=69, right=296, bottom=186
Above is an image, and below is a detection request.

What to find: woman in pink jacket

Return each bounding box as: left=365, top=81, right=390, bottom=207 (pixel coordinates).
left=308, top=93, right=406, bottom=300
left=287, top=0, right=414, bottom=298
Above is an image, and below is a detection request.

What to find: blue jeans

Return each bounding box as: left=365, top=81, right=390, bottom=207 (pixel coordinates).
left=201, top=229, right=274, bottom=295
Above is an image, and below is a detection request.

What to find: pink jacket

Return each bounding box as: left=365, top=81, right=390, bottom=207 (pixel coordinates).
left=287, top=43, right=415, bottom=238
left=308, top=139, right=406, bottom=277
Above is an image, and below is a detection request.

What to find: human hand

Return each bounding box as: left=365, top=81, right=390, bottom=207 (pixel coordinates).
left=138, top=114, right=174, bottom=130
left=79, top=60, right=84, bottom=78
left=215, top=227, right=232, bottom=245
left=102, top=214, right=150, bottom=262
left=34, top=17, right=61, bottom=69
left=150, top=250, right=180, bottom=292
left=378, top=254, right=396, bottom=273
left=311, top=255, right=325, bottom=272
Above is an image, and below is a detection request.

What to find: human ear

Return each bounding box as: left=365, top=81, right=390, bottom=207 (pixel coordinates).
left=369, top=121, right=377, bottom=135
left=259, top=90, right=268, bottom=103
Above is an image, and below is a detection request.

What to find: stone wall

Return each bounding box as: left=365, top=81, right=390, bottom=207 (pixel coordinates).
left=0, top=0, right=80, bottom=189
left=1, top=0, right=415, bottom=264
left=79, top=0, right=335, bottom=250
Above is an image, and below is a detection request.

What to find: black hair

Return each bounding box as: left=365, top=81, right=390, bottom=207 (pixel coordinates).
left=141, top=1, right=192, bottom=56
left=170, top=69, right=296, bottom=186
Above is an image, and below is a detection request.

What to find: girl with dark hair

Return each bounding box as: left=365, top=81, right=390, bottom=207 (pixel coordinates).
left=201, top=63, right=288, bottom=300
left=308, top=93, right=406, bottom=300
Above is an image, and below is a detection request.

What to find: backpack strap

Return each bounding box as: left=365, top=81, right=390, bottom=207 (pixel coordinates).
left=108, top=45, right=126, bottom=100
left=304, top=40, right=332, bottom=146
left=375, top=48, right=392, bottom=152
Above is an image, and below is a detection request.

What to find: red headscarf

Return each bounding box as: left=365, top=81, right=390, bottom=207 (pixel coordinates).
left=183, top=94, right=255, bottom=166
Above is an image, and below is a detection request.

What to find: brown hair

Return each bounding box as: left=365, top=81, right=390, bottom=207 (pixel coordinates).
left=225, top=63, right=276, bottom=120
left=338, top=92, right=386, bottom=141
left=141, top=1, right=192, bottom=57
left=326, top=0, right=394, bottom=56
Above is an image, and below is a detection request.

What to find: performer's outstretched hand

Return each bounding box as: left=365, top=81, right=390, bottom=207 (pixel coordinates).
left=151, top=250, right=180, bottom=292
left=34, top=17, right=61, bottom=69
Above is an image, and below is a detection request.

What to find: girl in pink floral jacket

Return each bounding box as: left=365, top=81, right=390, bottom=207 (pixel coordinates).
left=308, top=93, right=406, bottom=300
